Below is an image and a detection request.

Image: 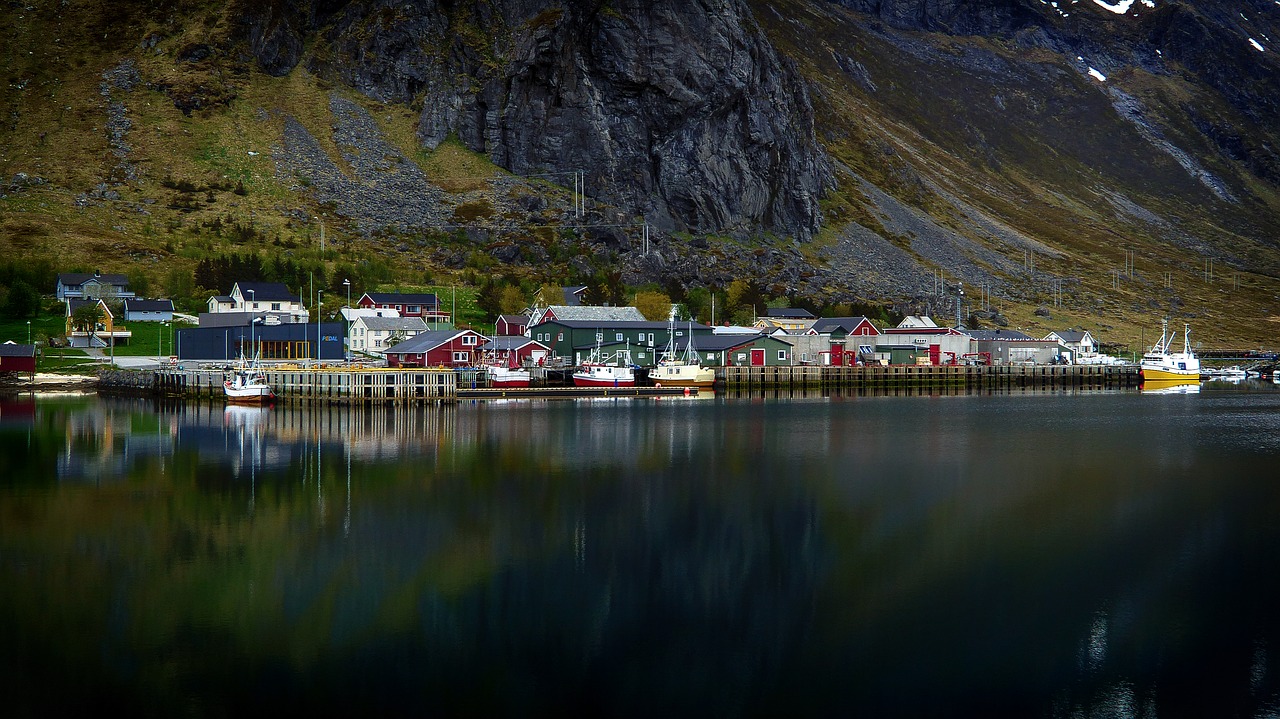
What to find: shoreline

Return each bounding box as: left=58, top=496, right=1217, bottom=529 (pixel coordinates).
left=0, top=373, right=100, bottom=396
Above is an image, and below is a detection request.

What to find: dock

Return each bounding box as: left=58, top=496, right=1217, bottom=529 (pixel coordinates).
left=97, top=362, right=1142, bottom=403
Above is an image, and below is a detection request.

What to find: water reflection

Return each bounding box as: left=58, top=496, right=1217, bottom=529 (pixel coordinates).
left=3, top=389, right=1280, bottom=716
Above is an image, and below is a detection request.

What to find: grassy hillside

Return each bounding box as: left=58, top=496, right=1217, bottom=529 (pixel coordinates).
left=2, top=0, right=1278, bottom=351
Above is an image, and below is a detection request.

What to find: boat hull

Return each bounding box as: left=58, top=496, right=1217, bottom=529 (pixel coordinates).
left=1139, top=367, right=1200, bottom=382
left=224, top=386, right=276, bottom=404
left=650, top=366, right=715, bottom=388
left=573, top=374, right=636, bottom=388
left=490, top=378, right=531, bottom=388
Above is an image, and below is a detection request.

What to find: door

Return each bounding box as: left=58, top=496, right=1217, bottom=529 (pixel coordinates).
left=750, top=349, right=765, bottom=366
left=929, top=344, right=941, bottom=366
left=830, top=343, right=844, bottom=366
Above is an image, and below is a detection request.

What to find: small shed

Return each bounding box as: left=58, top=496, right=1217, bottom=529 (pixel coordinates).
left=0, top=342, right=37, bottom=375
left=495, top=314, right=530, bottom=336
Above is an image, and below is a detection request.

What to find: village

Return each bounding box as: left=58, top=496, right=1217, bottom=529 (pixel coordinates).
left=0, top=271, right=1130, bottom=387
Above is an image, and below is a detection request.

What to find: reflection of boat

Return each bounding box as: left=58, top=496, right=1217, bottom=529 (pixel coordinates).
left=1139, top=319, right=1200, bottom=384
left=1141, top=379, right=1202, bottom=395
left=651, top=317, right=715, bottom=389
left=1203, top=366, right=1247, bottom=380
left=224, top=353, right=276, bottom=404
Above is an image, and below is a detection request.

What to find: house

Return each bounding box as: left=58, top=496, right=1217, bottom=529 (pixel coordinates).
left=65, top=298, right=131, bottom=348
left=349, top=316, right=429, bottom=355
left=534, top=286, right=588, bottom=307
left=383, top=328, right=486, bottom=368
left=206, top=282, right=308, bottom=323
left=0, top=342, right=37, bottom=376
left=879, top=324, right=971, bottom=364
left=1044, top=329, right=1099, bottom=359
left=480, top=336, right=552, bottom=367
left=897, top=315, right=938, bottom=329
left=527, top=319, right=713, bottom=366
left=754, top=308, right=818, bottom=333
left=495, top=314, right=530, bottom=336
left=56, top=272, right=134, bottom=301
left=808, top=316, right=881, bottom=365
left=340, top=307, right=400, bottom=322
left=175, top=323, right=345, bottom=362
left=357, top=292, right=449, bottom=323
left=527, top=305, right=646, bottom=326
left=122, top=298, right=175, bottom=322
left=721, top=334, right=796, bottom=366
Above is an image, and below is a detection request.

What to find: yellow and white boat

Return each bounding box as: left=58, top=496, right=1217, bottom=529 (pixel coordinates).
left=1139, top=319, right=1200, bottom=384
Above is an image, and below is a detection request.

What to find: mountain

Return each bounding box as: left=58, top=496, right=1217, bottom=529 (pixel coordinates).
left=1, top=0, right=1278, bottom=346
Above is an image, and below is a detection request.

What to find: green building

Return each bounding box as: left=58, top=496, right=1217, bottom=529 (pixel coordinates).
left=528, top=320, right=713, bottom=366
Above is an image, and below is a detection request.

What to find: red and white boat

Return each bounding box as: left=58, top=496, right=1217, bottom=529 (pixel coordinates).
left=223, top=353, right=276, bottom=405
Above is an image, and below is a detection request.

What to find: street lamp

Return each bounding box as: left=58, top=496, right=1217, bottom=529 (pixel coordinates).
left=316, top=289, right=323, bottom=367
left=248, top=288, right=256, bottom=361
left=26, top=320, right=30, bottom=345
left=342, top=279, right=351, bottom=361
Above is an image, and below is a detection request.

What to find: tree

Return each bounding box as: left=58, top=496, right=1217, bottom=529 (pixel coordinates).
left=72, top=303, right=103, bottom=332
left=634, top=290, right=672, bottom=321
left=5, top=280, right=40, bottom=318
left=535, top=283, right=563, bottom=307
left=498, top=285, right=527, bottom=315
left=164, top=266, right=195, bottom=300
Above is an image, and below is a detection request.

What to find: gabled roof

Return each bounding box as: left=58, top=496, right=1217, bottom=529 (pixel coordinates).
left=541, top=306, right=646, bottom=323
left=355, top=316, right=429, bottom=332
left=764, top=308, right=816, bottom=319
left=58, top=272, right=129, bottom=287
left=967, top=329, right=1033, bottom=341
left=546, top=319, right=712, bottom=331
left=498, top=314, right=529, bottom=325
left=1048, top=329, right=1089, bottom=343
left=897, top=315, right=938, bottom=328
left=233, top=282, right=297, bottom=301
left=362, top=292, right=440, bottom=305
left=0, top=342, right=36, bottom=357
left=210, top=295, right=234, bottom=303
left=482, top=336, right=549, bottom=351
left=123, top=298, right=174, bottom=313
left=561, top=286, right=589, bottom=305
left=811, top=317, right=876, bottom=335
left=66, top=298, right=112, bottom=316
left=383, top=328, right=479, bottom=354
left=680, top=334, right=774, bottom=352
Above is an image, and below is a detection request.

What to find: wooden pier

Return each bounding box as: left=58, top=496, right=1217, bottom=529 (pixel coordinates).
left=148, top=367, right=458, bottom=404
left=105, top=363, right=1141, bottom=404
left=721, top=364, right=1139, bottom=390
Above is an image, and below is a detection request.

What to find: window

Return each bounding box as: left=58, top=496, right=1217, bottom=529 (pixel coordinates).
left=558, top=333, right=564, bottom=342
left=461, top=335, right=478, bottom=346
left=452, top=351, right=469, bottom=363
left=736, top=353, right=746, bottom=363
left=271, top=303, right=281, bottom=310
left=596, top=332, right=604, bottom=342
left=408, top=305, right=419, bottom=313
left=616, top=333, right=623, bottom=342
left=374, top=339, right=382, bottom=348
left=676, top=330, right=684, bottom=337
left=638, top=333, right=645, bottom=342
left=778, top=350, right=788, bottom=361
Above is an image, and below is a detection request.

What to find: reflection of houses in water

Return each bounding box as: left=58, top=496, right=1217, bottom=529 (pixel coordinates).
left=53, top=399, right=178, bottom=483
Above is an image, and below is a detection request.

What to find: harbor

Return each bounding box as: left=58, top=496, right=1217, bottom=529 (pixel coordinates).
left=93, top=362, right=1143, bottom=403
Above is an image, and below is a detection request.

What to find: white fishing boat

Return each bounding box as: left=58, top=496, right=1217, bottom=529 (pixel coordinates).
left=573, top=343, right=635, bottom=387
left=1139, top=319, right=1200, bottom=384
left=651, top=318, right=715, bottom=389
left=223, top=353, right=276, bottom=404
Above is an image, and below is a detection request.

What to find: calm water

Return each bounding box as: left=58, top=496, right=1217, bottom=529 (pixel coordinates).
left=4, top=383, right=1280, bottom=717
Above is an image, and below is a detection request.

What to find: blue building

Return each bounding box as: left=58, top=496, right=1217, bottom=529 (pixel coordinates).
left=175, top=323, right=345, bottom=362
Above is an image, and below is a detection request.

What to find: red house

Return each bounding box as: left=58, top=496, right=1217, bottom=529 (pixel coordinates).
left=809, top=317, right=881, bottom=365
left=495, top=314, right=530, bottom=336
left=481, top=336, right=551, bottom=366
left=0, top=342, right=37, bottom=376
left=357, top=292, right=449, bottom=322
left=383, top=329, right=485, bottom=368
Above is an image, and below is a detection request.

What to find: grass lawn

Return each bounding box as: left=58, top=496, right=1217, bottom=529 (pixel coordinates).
left=0, top=314, right=63, bottom=345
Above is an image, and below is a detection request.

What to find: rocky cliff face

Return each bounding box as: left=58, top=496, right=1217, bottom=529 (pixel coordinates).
left=238, top=0, right=831, bottom=241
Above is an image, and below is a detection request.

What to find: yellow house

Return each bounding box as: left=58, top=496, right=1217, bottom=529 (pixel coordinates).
left=65, top=298, right=132, bottom=348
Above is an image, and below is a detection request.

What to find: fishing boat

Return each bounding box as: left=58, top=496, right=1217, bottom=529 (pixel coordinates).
left=223, top=353, right=276, bottom=404
left=651, top=319, right=715, bottom=389
left=1139, top=319, right=1200, bottom=384
left=572, top=343, right=635, bottom=387
left=486, top=355, right=531, bottom=388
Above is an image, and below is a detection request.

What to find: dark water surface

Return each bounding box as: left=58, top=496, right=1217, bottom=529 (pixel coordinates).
left=4, top=384, right=1280, bottom=717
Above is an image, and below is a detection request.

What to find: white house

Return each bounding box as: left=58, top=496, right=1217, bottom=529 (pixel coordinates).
left=1044, top=329, right=1099, bottom=360
left=56, top=272, right=134, bottom=301
left=206, top=282, right=308, bottom=324
left=350, top=316, right=430, bottom=355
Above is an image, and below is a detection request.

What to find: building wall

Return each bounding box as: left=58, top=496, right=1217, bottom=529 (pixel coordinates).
left=175, top=323, right=344, bottom=361
left=125, top=310, right=173, bottom=322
